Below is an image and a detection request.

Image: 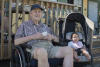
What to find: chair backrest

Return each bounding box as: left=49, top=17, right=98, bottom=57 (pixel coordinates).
left=66, top=32, right=83, bottom=40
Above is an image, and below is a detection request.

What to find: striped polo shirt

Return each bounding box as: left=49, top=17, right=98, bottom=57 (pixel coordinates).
left=15, top=20, right=53, bottom=46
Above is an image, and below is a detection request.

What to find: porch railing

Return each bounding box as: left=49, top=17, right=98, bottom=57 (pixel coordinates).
left=0, top=0, right=82, bottom=60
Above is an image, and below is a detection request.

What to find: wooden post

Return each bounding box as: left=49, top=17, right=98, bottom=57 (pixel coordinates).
left=0, top=0, right=5, bottom=60
left=50, top=3, right=54, bottom=31
left=15, top=0, right=19, bottom=31
left=22, top=0, right=25, bottom=22
left=60, top=4, right=63, bottom=18
left=55, top=4, right=59, bottom=35
left=83, top=0, right=88, bottom=16
left=46, top=2, right=49, bottom=25
left=8, top=0, right=12, bottom=59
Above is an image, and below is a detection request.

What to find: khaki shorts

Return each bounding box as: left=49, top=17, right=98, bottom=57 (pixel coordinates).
left=27, top=41, right=60, bottom=58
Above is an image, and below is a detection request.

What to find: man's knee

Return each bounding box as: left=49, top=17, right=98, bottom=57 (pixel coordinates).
left=64, top=46, right=73, bottom=55
left=34, top=48, right=48, bottom=60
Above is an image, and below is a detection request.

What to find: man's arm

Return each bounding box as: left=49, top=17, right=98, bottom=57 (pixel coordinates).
left=43, top=33, right=59, bottom=42
left=52, top=35, right=59, bottom=42
left=14, top=32, right=44, bottom=45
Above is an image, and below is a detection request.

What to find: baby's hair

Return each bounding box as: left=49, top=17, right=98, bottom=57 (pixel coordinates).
left=71, top=32, right=79, bottom=39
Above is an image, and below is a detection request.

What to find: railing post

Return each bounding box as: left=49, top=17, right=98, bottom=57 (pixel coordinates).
left=15, top=0, right=19, bottom=31
left=0, top=0, right=5, bottom=60
left=22, top=0, right=25, bottom=22
left=55, top=4, right=59, bottom=35
left=45, top=2, right=49, bottom=26
left=8, top=0, right=12, bottom=59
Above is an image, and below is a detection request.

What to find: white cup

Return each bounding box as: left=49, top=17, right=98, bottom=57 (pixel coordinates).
left=42, top=31, right=48, bottom=36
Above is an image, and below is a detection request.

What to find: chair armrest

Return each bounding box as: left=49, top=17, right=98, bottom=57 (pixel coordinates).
left=21, top=44, right=32, bottom=49
left=11, top=34, right=32, bottom=49
left=52, top=41, right=67, bottom=46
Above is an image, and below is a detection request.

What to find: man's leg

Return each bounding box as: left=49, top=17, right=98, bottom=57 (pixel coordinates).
left=54, top=46, right=73, bottom=67
left=33, top=48, right=49, bottom=67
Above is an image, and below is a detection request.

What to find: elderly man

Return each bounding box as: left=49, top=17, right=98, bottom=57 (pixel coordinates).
left=14, top=4, right=73, bottom=67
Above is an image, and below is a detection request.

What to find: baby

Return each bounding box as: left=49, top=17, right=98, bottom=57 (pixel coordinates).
left=68, top=32, right=91, bottom=61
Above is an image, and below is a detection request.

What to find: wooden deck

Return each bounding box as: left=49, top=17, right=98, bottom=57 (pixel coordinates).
left=92, top=37, right=100, bottom=62
left=0, top=0, right=81, bottom=60
left=0, top=59, right=100, bottom=67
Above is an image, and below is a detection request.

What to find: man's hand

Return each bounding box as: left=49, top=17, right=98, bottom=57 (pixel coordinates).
left=31, top=32, right=44, bottom=40
left=31, top=32, right=59, bottom=42
left=43, top=33, right=58, bottom=42
left=43, top=33, right=53, bottom=41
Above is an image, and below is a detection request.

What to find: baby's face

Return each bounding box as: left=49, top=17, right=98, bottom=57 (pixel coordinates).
left=72, top=34, right=79, bottom=42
